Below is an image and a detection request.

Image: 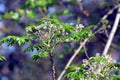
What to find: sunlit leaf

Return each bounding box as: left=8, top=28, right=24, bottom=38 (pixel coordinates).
left=0, top=56, right=6, bottom=61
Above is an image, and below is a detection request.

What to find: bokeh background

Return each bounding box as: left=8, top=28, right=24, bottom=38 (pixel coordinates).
left=0, top=0, right=120, bottom=80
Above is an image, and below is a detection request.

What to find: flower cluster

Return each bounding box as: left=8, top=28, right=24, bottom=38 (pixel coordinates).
left=82, top=55, right=119, bottom=79
left=66, top=55, right=120, bottom=80
left=25, top=18, right=88, bottom=52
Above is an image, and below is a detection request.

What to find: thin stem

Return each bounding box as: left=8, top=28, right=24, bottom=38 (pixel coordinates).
left=49, top=52, right=56, bottom=80
left=101, top=4, right=120, bottom=20
left=38, top=7, right=46, bottom=17
left=83, top=45, right=89, bottom=59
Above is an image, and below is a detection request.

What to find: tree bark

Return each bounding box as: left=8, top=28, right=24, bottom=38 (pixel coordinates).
left=49, top=52, right=56, bottom=80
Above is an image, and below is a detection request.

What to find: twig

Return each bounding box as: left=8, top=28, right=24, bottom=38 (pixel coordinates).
left=57, top=39, right=88, bottom=80
left=102, top=6, right=120, bottom=56
left=83, top=45, right=89, bottom=59
left=38, top=7, right=46, bottom=17
left=94, top=4, right=120, bottom=34
left=101, top=4, right=120, bottom=20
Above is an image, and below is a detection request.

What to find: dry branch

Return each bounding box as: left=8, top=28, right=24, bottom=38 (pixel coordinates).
left=102, top=6, right=120, bottom=56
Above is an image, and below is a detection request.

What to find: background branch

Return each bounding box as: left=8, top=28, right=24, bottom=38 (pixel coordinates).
left=83, top=45, right=89, bottom=59
left=102, top=6, right=120, bottom=56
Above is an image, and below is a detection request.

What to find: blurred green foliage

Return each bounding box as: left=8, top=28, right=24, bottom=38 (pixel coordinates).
left=66, top=55, right=120, bottom=80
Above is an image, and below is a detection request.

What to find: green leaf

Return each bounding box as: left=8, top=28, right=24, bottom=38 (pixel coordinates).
left=51, top=9, right=72, bottom=18
left=26, top=10, right=36, bottom=18
left=89, top=56, right=107, bottom=63
left=18, top=40, right=22, bottom=45
left=37, top=0, right=47, bottom=7
left=110, top=75, right=120, bottom=80
left=65, top=71, right=85, bottom=79
left=24, top=46, right=34, bottom=53
left=58, top=53, right=64, bottom=59
left=32, top=51, right=49, bottom=61
left=26, top=0, right=36, bottom=8
left=0, top=36, right=32, bottom=47
left=11, top=12, right=19, bottom=20
left=32, top=54, right=40, bottom=61
left=0, top=56, right=6, bottom=61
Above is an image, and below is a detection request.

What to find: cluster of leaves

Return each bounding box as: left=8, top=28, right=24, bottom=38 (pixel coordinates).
left=1, top=0, right=85, bottom=22
left=0, top=36, right=32, bottom=46
left=0, top=36, right=32, bottom=61
left=0, top=18, right=93, bottom=61
left=25, top=0, right=59, bottom=9
left=66, top=55, right=120, bottom=80
left=25, top=18, right=93, bottom=60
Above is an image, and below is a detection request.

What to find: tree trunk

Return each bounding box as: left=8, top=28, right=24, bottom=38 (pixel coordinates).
left=49, top=52, right=56, bottom=80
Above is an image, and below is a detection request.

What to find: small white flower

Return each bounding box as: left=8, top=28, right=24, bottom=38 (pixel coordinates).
left=88, top=34, right=91, bottom=37
left=75, top=67, right=80, bottom=72
left=70, top=38, right=74, bottom=40
left=82, top=59, right=88, bottom=63
left=65, top=32, right=68, bottom=35
left=76, top=24, right=84, bottom=29
left=96, top=53, right=100, bottom=56
left=97, top=69, right=101, bottom=73
left=58, top=31, right=61, bottom=33
left=43, top=26, right=47, bottom=29
left=65, top=39, right=69, bottom=42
